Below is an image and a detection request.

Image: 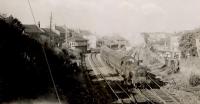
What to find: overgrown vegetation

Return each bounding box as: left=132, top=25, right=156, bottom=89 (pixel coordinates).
left=179, top=32, right=198, bottom=58
left=189, top=74, right=200, bottom=87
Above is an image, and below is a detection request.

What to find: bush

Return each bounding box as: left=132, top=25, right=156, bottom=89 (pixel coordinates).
left=189, top=74, right=200, bottom=87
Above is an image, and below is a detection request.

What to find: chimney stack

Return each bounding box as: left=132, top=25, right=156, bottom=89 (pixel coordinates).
left=38, top=21, right=40, bottom=28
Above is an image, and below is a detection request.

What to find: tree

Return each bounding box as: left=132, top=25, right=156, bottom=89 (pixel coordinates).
left=179, top=32, right=198, bottom=58
left=5, top=15, right=24, bottom=33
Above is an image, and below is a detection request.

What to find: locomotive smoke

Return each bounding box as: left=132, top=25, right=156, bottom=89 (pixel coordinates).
left=83, top=35, right=97, bottom=48
left=123, top=33, right=145, bottom=47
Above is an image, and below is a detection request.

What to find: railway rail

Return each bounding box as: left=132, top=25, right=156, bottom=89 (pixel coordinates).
left=100, top=47, right=181, bottom=104
left=146, top=76, right=181, bottom=104
left=90, top=53, right=136, bottom=104
left=99, top=52, right=160, bottom=104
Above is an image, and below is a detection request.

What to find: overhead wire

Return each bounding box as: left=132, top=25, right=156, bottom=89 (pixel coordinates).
left=26, top=0, right=62, bottom=104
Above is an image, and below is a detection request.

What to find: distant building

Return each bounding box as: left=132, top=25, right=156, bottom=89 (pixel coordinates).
left=55, top=26, right=66, bottom=37
left=55, top=26, right=66, bottom=48
left=96, top=35, right=128, bottom=50
left=24, top=24, right=44, bottom=36
left=42, top=28, right=61, bottom=47
left=55, top=26, right=65, bottom=35
left=67, top=35, right=88, bottom=53
left=114, top=36, right=128, bottom=49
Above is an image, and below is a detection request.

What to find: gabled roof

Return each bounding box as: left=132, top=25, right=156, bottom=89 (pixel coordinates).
left=55, top=26, right=66, bottom=33
left=68, top=35, right=87, bottom=42
left=24, top=24, right=44, bottom=33
left=42, top=28, right=59, bottom=36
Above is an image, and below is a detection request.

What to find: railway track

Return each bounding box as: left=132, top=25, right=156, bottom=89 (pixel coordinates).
left=90, top=53, right=137, bottom=104
left=100, top=48, right=181, bottom=104
left=137, top=48, right=180, bottom=104
left=131, top=74, right=180, bottom=104
left=99, top=53, right=159, bottom=104
left=146, top=76, right=181, bottom=104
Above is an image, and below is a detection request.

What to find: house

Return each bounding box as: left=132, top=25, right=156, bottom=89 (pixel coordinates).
left=23, top=24, right=48, bottom=44
left=55, top=26, right=66, bottom=47
left=67, top=35, right=88, bottom=53
left=24, top=24, right=44, bottom=36
left=55, top=26, right=66, bottom=35
left=113, top=35, right=128, bottom=49
left=42, top=28, right=60, bottom=47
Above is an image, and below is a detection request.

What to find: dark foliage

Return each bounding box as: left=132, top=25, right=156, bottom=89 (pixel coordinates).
left=0, top=16, right=106, bottom=104
left=0, top=17, right=51, bottom=102
left=189, top=74, right=200, bottom=87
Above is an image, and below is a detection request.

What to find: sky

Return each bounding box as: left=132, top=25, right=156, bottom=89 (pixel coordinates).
left=1, top=0, right=200, bottom=45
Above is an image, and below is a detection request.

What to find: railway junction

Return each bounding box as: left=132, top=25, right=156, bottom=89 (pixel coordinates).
left=84, top=48, right=181, bottom=104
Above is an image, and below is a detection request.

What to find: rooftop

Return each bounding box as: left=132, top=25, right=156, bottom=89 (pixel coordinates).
left=68, top=35, right=87, bottom=41
left=55, top=26, right=66, bottom=33
left=24, top=24, right=44, bottom=34
left=42, top=28, right=59, bottom=36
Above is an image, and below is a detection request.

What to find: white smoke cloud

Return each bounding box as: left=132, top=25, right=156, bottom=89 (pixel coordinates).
left=83, top=35, right=97, bottom=48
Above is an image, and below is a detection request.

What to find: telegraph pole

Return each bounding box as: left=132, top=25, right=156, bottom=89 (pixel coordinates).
left=50, top=12, right=53, bottom=46
left=50, top=12, right=52, bottom=34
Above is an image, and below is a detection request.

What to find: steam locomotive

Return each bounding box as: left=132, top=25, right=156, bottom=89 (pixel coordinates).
left=100, top=46, right=151, bottom=88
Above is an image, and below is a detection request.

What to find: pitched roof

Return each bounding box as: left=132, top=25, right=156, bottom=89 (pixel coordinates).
left=55, top=26, right=66, bottom=33
left=68, top=35, right=87, bottom=41
left=42, top=28, right=59, bottom=36
left=24, top=24, right=44, bottom=33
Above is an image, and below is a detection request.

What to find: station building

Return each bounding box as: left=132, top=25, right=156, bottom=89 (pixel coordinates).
left=67, top=35, right=88, bottom=53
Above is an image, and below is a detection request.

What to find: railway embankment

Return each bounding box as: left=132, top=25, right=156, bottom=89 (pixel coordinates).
left=149, top=57, right=200, bottom=104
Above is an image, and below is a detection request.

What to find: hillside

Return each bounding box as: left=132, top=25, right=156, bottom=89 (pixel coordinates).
left=0, top=16, right=110, bottom=104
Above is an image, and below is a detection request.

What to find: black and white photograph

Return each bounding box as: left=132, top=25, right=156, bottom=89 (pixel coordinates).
left=0, top=0, right=200, bottom=104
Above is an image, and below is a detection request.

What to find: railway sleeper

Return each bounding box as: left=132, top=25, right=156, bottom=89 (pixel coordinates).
left=140, top=89, right=162, bottom=103
left=152, top=89, right=175, bottom=103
